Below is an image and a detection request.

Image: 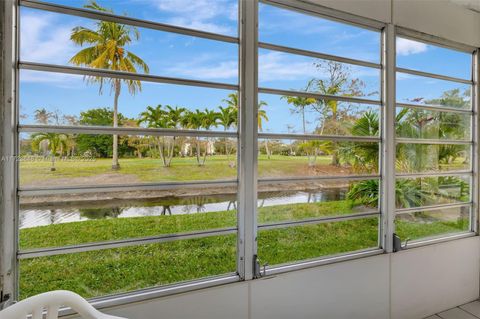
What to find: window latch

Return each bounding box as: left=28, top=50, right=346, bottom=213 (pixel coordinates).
left=253, top=255, right=268, bottom=278
left=393, top=233, right=410, bottom=252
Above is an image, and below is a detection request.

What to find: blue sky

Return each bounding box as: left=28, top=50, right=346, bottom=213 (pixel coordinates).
left=19, top=0, right=472, bottom=134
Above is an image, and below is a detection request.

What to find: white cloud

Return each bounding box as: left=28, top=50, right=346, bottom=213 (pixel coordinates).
left=397, top=38, right=428, bottom=56
left=151, top=0, right=236, bottom=34
left=20, top=12, right=78, bottom=64
left=165, top=53, right=237, bottom=80
left=259, top=51, right=323, bottom=82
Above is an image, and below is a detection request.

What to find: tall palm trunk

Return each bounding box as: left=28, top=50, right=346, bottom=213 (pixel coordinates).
left=264, top=139, right=271, bottom=159
left=50, top=154, right=56, bottom=171
left=112, top=80, right=121, bottom=170
left=196, top=139, right=202, bottom=166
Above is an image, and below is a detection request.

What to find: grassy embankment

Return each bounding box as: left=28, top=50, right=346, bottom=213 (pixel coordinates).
left=19, top=198, right=468, bottom=299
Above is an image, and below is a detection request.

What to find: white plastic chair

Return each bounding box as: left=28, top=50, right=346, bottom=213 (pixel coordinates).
left=0, top=290, right=126, bottom=319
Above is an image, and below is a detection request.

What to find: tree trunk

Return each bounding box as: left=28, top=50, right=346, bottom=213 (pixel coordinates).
left=50, top=154, right=56, bottom=171
left=112, top=80, right=121, bottom=170
left=196, top=139, right=202, bottom=166
left=166, top=137, right=175, bottom=167
left=264, top=139, right=271, bottom=159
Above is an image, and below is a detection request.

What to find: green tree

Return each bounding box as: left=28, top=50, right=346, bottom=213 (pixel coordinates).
left=76, top=108, right=128, bottom=157
left=31, top=132, right=68, bottom=171
left=69, top=0, right=149, bottom=170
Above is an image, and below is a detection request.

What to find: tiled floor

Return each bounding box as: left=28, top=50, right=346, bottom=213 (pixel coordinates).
left=426, top=301, right=480, bottom=319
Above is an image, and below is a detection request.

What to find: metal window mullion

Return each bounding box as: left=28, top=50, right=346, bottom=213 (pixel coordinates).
left=258, top=211, right=380, bottom=230
left=396, top=27, right=477, bottom=54
left=258, top=87, right=381, bottom=106
left=396, top=67, right=471, bottom=85
left=395, top=171, right=472, bottom=179
left=258, top=42, right=381, bottom=69
left=19, top=0, right=238, bottom=44
left=18, top=125, right=238, bottom=139
left=381, top=24, right=396, bottom=253
left=258, top=174, right=380, bottom=184
left=260, top=0, right=385, bottom=31
left=471, top=50, right=479, bottom=234
left=0, top=0, right=18, bottom=307
left=395, top=202, right=472, bottom=215
left=395, top=138, right=472, bottom=145
left=397, top=102, right=473, bottom=114
left=19, top=61, right=238, bottom=91
left=18, top=228, right=238, bottom=259
left=18, top=179, right=239, bottom=197
left=237, top=0, right=258, bottom=281
left=257, top=132, right=380, bottom=142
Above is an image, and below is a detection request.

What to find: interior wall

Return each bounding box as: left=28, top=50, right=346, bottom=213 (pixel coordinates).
left=101, top=237, right=479, bottom=319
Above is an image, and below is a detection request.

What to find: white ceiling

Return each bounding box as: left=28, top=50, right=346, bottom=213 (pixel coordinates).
left=448, top=0, right=480, bottom=13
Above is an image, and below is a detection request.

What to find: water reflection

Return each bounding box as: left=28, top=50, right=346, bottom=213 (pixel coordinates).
left=20, top=189, right=347, bottom=229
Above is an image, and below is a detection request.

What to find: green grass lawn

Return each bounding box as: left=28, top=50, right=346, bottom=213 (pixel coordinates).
left=19, top=200, right=468, bottom=300
left=19, top=155, right=335, bottom=186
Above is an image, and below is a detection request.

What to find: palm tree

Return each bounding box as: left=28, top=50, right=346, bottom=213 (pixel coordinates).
left=69, top=0, right=149, bottom=170
left=200, top=109, right=219, bottom=165
left=31, top=132, right=68, bottom=171
left=138, top=105, right=174, bottom=167
left=218, top=106, right=236, bottom=155
left=282, top=80, right=317, bottom=135
left=258, top=101, right=270, bottom=159
left=34, top=108, right=53, bottom=124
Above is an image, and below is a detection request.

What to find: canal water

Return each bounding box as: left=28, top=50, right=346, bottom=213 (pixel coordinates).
left=19, top=189, right=346, bottom=229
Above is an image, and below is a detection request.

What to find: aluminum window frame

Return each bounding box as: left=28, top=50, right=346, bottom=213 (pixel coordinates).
left=255, top=0, right=386, bottom=272
left=0, top=0, right=478, bottom=312
left=393, top=27, right=478, bottom=247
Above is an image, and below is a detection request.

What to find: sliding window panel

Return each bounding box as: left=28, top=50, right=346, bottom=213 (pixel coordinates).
left=396, top=37, right=471, bottom=80
left=257, top=179, right=379, bottom=225
left=394, top=176, right=471, bottom=209
left=21, top=0, right=239, bottom=37
left=258, top=2, right=381, bottom=63
left=257, top=139, right=379, bottom=178
left=258, top=94, right=380, bottom=135
left=19, top=134, right=238, bottom=188
left=20, top=7, right=238, bottom=83
left=19, top=189, right=238, bottom=249
left=257, top=217, right=379, bottom=267
left=19, top=70, right=238, bottom=129
left=395, top=206, right=470, bottom=241
left=396, top=107, right=471, bottom=140
left=19, top=234, right=237, bottom=300
left=396, top=73, right=471, bottom=108
left=396, top=143, right=470, bottom=173
left=258, top=49, right=380, bottom=100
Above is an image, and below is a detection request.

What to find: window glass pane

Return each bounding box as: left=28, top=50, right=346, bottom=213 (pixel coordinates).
left=259, top=3, right=380, bottom=63
left=396, top=37, right=471, bottom=80
left=258, top=50, right=380, bottom=100
left=257, top=139, right=379, bottom=178
left=257, top=179, right=379, bottom=225
left=259, top=93, right=379, bottom=135
left=395, top=206, right=470, bottom=241
left=395, top=176, right=470, bottom=209
left=19, top=234, right=236, bottom=300
left=21, top=0, right=238, bottom=36
left=20, top=192, right=237, bottom=249
left=396, top=144, right=470, bottom=173
left=396, top=74, right=471, bottom=108
left=20, top=71, right=238, bottom=129
left=396, top=107, right=471, bottom=140
left=20, top=8, right=238, bottom=82
left=257, top=217, right=378, bottom=267
left=19, top=134, right=238, bottom=188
